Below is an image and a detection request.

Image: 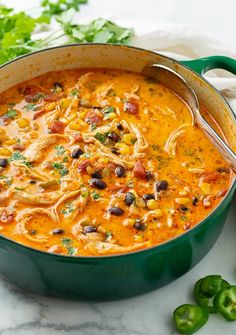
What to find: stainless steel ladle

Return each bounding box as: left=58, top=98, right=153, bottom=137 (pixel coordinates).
left=142, top=64, right=236, bottom=174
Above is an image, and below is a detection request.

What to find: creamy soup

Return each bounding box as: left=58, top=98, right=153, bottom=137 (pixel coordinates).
left=0, top=69, right=231, bottom=256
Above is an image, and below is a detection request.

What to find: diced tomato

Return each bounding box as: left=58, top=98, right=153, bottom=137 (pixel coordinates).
left=124, top=100, right=139, bottom=114
left=33, top=109, right=46, bottom=120
left=78, top=159, right=90, bottom=172
left=48, top=121, right=65, bottom=134
left=72, top=133, right=83, bottom=142
left=217, top=188, right=228, bottom=197
left=85, top=110, right=102, bottom=125
left=200, top=172, right=221, bottom=183
left=0, top=210, right=14, bottom=223
left=12, top=144, right=26, bottom=151
left=133, top=161, right=146, bottom=179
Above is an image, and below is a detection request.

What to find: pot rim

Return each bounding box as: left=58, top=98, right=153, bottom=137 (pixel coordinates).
left=0, top=43, right=235, bottom=260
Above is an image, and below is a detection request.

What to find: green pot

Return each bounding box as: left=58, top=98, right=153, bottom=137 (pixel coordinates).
left=0, top=45, right=235, bottom=300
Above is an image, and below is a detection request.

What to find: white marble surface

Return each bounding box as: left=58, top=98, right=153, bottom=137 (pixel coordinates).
left=0, top=1, right=236, bottom=334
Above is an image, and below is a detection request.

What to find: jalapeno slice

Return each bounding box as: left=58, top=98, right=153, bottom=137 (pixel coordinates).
left=213, top=286, right=236, bottom=321
left=194, top=277, right=230, bottom=313
left=200, top=275, right=222, bottom=298
left=173, top=304, right=209, bottom=334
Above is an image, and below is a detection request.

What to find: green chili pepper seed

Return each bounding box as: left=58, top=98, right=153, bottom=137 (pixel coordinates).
left=173, top=304, right=209, bottom=334
left=213, top=286, right=236, bottom=321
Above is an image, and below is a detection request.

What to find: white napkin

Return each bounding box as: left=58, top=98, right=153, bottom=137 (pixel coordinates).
left=129, top=22, right=236, bottom=112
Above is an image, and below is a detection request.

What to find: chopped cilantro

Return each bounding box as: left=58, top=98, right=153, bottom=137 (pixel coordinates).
left=55, top=145, right=66, bottom=156
left=95, top=132, right=107, bottom=143
left=61, top=202, right=74, bottom=215
left=91, top=190, right=101, bottom=200
left=61, top=237, right=77, bottom=255
left=23, top=103, right=37, bottom=111
left=52, top=162, right=68, bottom=177
left=69, top=88, right=79, bottom=97
left=5, top=109, right=17, bottom=119
left=9, top=151, right=25, bottom=161
left=63, top=156, right=69, bottom=162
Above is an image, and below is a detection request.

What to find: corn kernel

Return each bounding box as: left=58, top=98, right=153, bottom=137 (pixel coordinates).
left=79, top=111, right=87, bottom=120
left=123, top=133, right=136, bottom=145
left=135, top=198, right=146, bottom=208
left=5, top=139, right=17, bottom=145
left=17, top=118, right=30, bottom=128
left=115, top=143, right=130, bottom=155
left=45, top=102, right=56, bottom=111
left=98, top=157, right=109, bottom=165
left=123, top=218, right=135, bottom=227
left=0, top=148, right=11, bottom=156
left=86, top=166, right=93, bottom=175
left=200, top=182, right=211, bottom=195
left=104, top=112, right=117, bottom=120
left=69, top=113, right=77, bottom=121
left=60, top=98, right=70, bottom=109
left=175, top=197, right=190, bottom=205
left=147, top=199, right=158, bottom=210
left=69, top=123, right=81, bottom=131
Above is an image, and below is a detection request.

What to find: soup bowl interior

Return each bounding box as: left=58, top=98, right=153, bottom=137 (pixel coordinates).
left=0, top=44, right=235, bottom=300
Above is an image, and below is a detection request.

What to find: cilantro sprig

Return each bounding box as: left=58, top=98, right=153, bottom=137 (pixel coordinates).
left=0, top=1, right=134, bottom=66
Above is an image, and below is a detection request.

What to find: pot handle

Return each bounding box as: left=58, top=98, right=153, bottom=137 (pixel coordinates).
left=181, top=56, right=236, bottom=75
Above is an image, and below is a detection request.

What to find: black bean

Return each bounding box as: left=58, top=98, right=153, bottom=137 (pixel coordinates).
left=83, top=226, right=97, bottom=234
left=125, top=192, right=135, bottom=206
left=91, top=171, right=102, bottom=179
left=142, top=193, right=155, bottom=202
left=217, top=167, right=230, bottom=173
left=134, top=221, right=146, bottom=231
left=116, top=123, right=123, bottom=130
left=192, top=197, right=199, bottom=206
left=111, top=147, right=119, bottom=155
left=29, top=180, right=37, bottom=184
left=115, top=165, right=126, bottom=178
left=53, top=82, right=64, bottom=91
left=146, top=171, right=154, bottom=180
left=155, top=180, right=168, bottom=192
left=71, top=148, right=84, bottom=159
left=29, top=229, right=37, bottom=235
left=107, top=131, right=120, bottom=142
left=179, top=206, right=189, bottom=212
left=108, top=206, right=124, bottom=216
left=0, top=159, right=8, bottom=168
left=89, top=178, right=107, bottom=190
left=52, top=228, right=64, bottom=235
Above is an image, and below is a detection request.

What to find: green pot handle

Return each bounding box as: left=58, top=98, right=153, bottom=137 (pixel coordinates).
left=181, top=56, right=236, bottom=75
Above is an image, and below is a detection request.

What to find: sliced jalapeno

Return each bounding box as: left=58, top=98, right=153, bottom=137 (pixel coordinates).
left=194, top=277, right=229, bottom=313
left=173, top=304, right=209, bottom=334
left=213, top=285, right=236, bottom=321
left=200, top=275, right=222, bottom=298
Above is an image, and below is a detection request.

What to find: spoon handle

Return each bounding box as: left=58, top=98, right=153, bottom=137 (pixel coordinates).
left=198, top=116, right=236, bottom=174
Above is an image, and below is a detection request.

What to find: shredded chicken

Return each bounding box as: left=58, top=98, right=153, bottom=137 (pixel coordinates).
left=164, top=124, right=192, bottom=156
left=24, top=134, right=68, bottom=162
left=11, top=189, right=62, bottom=205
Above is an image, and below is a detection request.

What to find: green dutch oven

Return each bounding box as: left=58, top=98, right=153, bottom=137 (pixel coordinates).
left=0, top=44, right=235, bottom=300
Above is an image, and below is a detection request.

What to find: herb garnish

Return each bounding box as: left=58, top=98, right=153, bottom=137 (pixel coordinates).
left=55, top=145, right=66, bottom=156
left=91, top=190, right=101, bottom=200
left=61, top=237, right=77, bottom=255
left=52, top=162, right=68, bottom=177
left=95, top=132, right=107, bottom=143
left=61, top=202, right=74, bottom=215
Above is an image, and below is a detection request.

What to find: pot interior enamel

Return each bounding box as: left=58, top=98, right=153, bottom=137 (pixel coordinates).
left=0, top=44, right=235, bottom=300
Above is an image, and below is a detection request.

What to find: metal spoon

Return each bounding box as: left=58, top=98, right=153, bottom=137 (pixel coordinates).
left=142, top=64, right=236, bottom=174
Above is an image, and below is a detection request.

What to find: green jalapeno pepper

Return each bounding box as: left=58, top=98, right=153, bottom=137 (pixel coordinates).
left=173, top=304, right=209, bottom=334
left=213, top=286, right=236, bottom=321
left=194, top=276, right=229, bottom=313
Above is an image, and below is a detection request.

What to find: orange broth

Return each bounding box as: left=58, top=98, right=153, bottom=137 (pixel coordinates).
left=0, top=69, right=231, bottom=256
